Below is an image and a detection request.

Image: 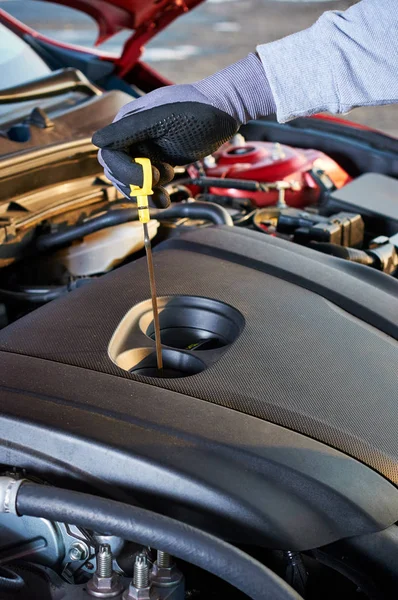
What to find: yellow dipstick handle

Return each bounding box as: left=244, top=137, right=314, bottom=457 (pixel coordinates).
left=129, top=157, right=163, bottom=373
left=129, top=157, right=154, bottom=223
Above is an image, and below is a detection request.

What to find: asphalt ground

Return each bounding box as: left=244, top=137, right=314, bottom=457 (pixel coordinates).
left=2, top=0, right=397, bottom=136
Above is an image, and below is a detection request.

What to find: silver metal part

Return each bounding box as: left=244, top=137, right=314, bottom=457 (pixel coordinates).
left=133, top=554, right=149, bottom=589
left=69, top=542, right=90, bottom=562
left=157, top=551, right=172, bottom=569
left=61, top=524, right=96, bottom=582
left=123, top=554, right=151, bottom=600
left=0, top=504, right=95, bottom=580
left=123, top=584, right=151, bottom=600
left=143, top=221, right=163, bottom=373
left=256, top=180, right=301, bottom=208
left=151, top=553, right=183, bottom=591
left=93, top=535, right=125, bottom=559
left=93, top=534, right=125, bottom=575
left=97, top=545, right=113, bottom=578
left=87, top=544, right=123, bottom=598
left=151, top=554, right=185, bottom=600
left=0, top=514, right=64, bottom=567
left=0, top=476, right=26, bottom=514
left=87, top=572, right=124, bottom=598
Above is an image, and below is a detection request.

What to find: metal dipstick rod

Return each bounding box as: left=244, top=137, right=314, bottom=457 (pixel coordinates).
left=143, top=221, right=163, bottom=372
left=130, top=158, right=163, bottom=373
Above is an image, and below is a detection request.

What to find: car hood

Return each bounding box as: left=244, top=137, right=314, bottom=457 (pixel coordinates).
left=58, top=0, right=204, bottom=69
left=0, top=0, right=204, bottom=77
left=60, top=0, right=203, bottom=41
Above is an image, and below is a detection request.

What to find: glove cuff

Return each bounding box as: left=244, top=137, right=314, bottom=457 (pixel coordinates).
left=192, top=53, right=276, bottom=126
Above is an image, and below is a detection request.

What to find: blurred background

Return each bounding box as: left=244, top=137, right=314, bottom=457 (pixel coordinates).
left=1, top=0, right=397, bottom=136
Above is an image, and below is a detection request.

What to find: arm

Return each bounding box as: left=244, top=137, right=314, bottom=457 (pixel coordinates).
left=93, top=0, right=397, bottom=202
left=257, top=0, right=398, bottom=122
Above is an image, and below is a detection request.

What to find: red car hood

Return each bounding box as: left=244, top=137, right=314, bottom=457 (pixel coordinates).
left=0, top=0, right=204, bottom=76
left=54, top=0, right=203, bottom=44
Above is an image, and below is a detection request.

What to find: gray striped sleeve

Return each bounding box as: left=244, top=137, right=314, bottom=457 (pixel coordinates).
left=193, top=53, right=276, bottom=125
left=257, top=0, right=398, bottom=123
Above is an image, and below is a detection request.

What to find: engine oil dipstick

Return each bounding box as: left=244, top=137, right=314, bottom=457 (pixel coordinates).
left=130, top=158, right=163, bottom=374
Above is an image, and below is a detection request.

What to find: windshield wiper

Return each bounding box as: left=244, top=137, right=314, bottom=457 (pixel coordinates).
left=0, top=68, right=102, bottom=104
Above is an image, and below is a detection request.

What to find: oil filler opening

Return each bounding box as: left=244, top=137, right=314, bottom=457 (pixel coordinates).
left=108, top=295, right=244, bottom=379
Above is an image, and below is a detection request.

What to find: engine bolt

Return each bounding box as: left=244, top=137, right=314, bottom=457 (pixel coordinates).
left=68, top=541, right=89, bottom=562
left=97, top=544, right=113, bottom=578
left=133, top=554, right=149, bottom=589
left=157, top=551, right=172, bottom=568
left=151, top=549, right=182, bottom=589
left=87, top=544, right=123, bottom=598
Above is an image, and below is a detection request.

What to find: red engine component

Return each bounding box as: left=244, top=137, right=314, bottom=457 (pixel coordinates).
left=202, top=140, right=351, bottom=208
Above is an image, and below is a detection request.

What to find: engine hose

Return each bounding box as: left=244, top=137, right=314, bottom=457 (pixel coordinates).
left=309, top=242, right=376, bottom=267
left=0, top=285, right=68, bottom=303
left=35, top=208, right=140, bottom=251
left=13, top=482, right=302, bottom=600
left=0, top=566, right=25, bottom=591
left=157, top=201, right=233, bottom=226
left=179, top=176, right=268, bottom=192
left=36, top=202, right=232, bottom=252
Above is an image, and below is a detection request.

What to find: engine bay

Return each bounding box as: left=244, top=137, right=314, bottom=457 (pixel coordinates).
left=0, top=85, right=398, bottom=329
left=0, top=81, right=398, bottom=600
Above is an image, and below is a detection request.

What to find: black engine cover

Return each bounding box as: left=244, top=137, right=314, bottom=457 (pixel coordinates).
left=0, top=227, right=397, bottom=550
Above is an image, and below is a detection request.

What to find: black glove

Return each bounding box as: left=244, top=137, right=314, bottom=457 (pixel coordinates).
left=92, top=86, right=239, bottom=208
left=92, top=53, right=276, bottom=207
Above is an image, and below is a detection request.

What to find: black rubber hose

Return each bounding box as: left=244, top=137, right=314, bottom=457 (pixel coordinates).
left=178, top=176, right=268, bottom=192
left=157, top=201, right=233, bottom=226
left=36, top=208, right=140, bottom=251
left=309, top=242, right=376, bottom=267
left=191, top=177, right=264, bottom=191
left=0, top=285, right=68, bottom=303
left=36, top=202, right=232, bottom=252
left=16, top=483, right=302, bottom=600
left=0, top=566, right=25, bottom=591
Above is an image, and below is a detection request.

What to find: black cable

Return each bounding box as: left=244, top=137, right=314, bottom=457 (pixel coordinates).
left=16, top=483, right=302, bottom=600
left=36, top=208, right=140, bottom=252
left=35, top=202, right=233, bottom=252
left=0, top=285, right=68, bottom=303
left=0, top=566, right=25, bottom=591
left=0, top=280, right=90, bottom=304
left=178, top=176, right=269, bottom=192
left=157, top=202, right=233, bottom=226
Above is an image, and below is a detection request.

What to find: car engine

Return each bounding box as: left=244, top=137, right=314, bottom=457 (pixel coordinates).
left=1, top=96, right=397, bottom=330
left=0, top=79, right=398, bottom=600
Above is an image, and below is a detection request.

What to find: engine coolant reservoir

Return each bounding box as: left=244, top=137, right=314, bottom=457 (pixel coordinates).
left=56, top=219, right=159, bottom=276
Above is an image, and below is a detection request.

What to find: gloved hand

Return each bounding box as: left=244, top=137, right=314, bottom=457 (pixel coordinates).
left=92, top=53, right=276, bottom=207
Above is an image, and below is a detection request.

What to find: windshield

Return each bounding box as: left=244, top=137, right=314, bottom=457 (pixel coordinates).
left=0, top=24, right=50, bottom=90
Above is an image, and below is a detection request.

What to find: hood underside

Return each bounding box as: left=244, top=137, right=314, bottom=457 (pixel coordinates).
left=53, top=0, right=203, bottom=43
left=1, top=0, right=204, bottom=76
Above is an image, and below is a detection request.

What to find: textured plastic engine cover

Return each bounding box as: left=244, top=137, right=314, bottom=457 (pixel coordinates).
left=0, top=227, right=397, bottom=485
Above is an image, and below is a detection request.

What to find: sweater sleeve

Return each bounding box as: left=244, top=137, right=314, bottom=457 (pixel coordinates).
left=256, top=0, right=398, bottom=123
